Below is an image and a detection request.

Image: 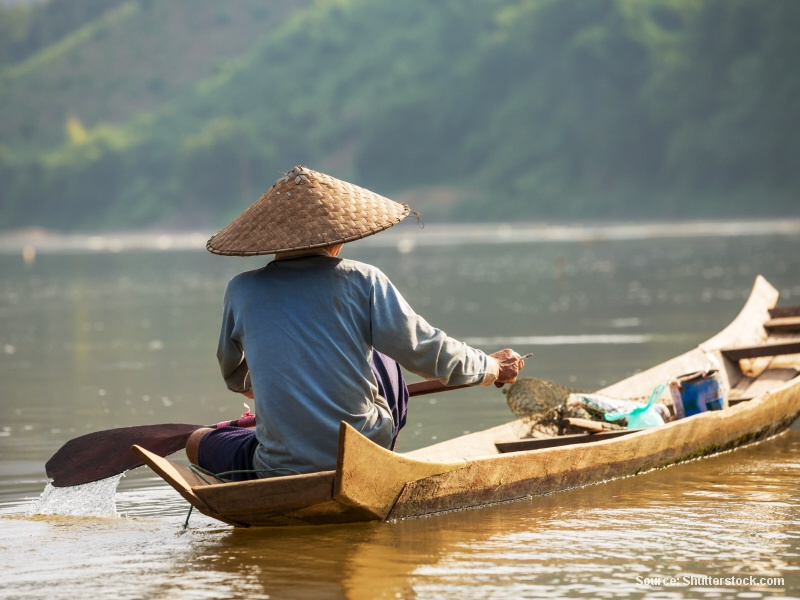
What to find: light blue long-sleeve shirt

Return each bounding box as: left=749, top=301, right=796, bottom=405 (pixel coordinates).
left=217, top=255, right=493, bottom=475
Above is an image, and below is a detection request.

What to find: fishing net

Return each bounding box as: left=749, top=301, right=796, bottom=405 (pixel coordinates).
left=504, top=377, right=583, bottom=436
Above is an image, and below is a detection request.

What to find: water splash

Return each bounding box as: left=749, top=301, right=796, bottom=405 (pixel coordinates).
left=25, top=475, right=123, bottom=517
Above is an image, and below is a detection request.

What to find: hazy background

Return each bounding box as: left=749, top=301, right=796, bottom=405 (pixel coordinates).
left=1, top=0, right=799, bottom=232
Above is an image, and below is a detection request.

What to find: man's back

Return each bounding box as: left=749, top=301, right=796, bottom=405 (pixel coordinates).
left=219, top=255, right=395, bottom=475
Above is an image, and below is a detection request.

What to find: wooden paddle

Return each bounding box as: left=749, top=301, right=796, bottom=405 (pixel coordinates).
left=45, top=378, right=490, bottom=487
left=45, top=417, right=249, bottom=488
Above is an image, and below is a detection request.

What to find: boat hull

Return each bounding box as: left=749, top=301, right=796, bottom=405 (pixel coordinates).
left=388, top=380, right=800, bottom=519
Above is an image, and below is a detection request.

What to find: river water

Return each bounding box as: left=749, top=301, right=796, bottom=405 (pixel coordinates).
left=1, top=222, right=799, bottom=599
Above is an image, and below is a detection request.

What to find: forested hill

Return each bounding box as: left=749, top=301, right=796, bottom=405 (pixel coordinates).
left=1, top=0, right=798, bottom=231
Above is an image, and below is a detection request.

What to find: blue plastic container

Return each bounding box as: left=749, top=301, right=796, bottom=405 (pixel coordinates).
left=669, top=369, right=725, bottom=418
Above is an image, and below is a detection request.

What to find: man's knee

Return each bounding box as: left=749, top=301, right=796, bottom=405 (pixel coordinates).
left=186, top=427, right=214, bottom=465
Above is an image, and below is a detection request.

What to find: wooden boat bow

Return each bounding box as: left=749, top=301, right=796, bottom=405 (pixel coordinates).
left=333, top=422, right=466, bottom=519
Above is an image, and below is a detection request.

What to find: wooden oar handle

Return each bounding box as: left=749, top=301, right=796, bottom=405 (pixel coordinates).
left=407, top=379, right=500, bottom=397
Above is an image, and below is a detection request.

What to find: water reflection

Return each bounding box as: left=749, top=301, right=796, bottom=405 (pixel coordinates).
left=1, top=234, right=800, bottom=598
left=96, top=430, right=796, bottom=600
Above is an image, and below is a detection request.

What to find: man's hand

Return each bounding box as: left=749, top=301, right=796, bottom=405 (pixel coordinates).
left=490, top=348, right=526, bottom=384
left=241, top=389, right=254, bottom=399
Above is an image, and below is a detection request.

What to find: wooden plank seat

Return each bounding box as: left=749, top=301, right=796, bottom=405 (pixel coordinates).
left=721, top=341, right=800, bottom=361
left=764, top=316, right=800, bottom=333
left=769, top=305, right=800, bottom=319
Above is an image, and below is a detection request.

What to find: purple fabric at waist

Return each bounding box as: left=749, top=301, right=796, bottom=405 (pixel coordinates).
left=196, top=426, right=259, bottom=481
left=371, top=349, right=409, bottom=445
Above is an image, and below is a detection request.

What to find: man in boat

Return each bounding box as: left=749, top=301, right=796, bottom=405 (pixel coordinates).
left=186, top=166, right=526, bottom=480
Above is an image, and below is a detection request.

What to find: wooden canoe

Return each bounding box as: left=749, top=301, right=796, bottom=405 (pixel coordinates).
left=132, top=275, right=800, bottom=527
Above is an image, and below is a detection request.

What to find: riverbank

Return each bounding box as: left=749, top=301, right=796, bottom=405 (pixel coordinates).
left=2, top=218, right=800, bottom=255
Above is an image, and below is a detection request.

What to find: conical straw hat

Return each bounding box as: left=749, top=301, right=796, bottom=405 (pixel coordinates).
left=207, top=166, right=411, bottom=256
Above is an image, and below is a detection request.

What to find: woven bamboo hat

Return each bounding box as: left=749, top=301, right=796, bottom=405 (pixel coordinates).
left=207, top=166, right=411, bottom=256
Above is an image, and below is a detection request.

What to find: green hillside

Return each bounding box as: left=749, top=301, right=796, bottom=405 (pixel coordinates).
left=1, top=0, right=799, bottom=230
left=0, top=0, right=306, bottom=153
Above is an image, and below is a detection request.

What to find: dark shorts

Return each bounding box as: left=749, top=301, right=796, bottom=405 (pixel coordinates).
left=196, top=426, right=259, bottom=481
left=197, top=351, right=409, bottom=478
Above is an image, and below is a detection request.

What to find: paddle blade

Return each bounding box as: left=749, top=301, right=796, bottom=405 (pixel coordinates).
left=45, top=423, right=204, bottom=487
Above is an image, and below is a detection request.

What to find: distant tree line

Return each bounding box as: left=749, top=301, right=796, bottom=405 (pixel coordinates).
left=0, top=0, right=798, bottom=230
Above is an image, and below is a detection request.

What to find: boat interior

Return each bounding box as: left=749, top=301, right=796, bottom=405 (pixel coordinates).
left=407, top=279, right=800, bottom=462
